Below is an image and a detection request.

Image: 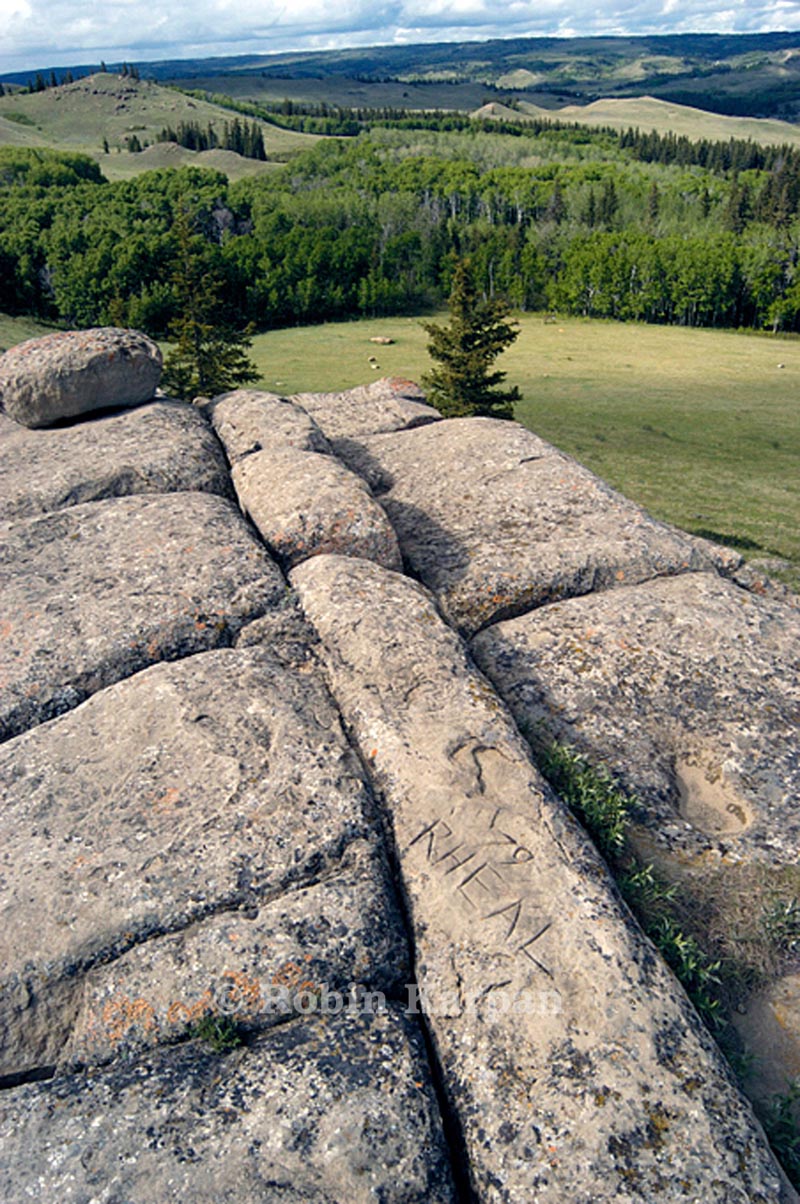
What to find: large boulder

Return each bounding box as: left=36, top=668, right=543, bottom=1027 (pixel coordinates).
left=0, top=327, right=162, bottom=428
left=0, top=400, right=232, bottom=520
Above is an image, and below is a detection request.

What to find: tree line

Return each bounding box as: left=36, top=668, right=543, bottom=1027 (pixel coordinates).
left=3, top=125, right=800, bottom=337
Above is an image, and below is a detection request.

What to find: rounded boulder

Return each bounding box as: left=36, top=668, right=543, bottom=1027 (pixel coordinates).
left=0, top=327, right=163, bottom=428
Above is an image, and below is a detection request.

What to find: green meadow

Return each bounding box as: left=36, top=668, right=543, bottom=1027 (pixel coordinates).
left=2, top=309, right=797, bottom=584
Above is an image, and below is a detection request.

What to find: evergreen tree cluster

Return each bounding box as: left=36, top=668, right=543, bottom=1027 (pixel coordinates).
left=157, top=118, right=266, bottom=160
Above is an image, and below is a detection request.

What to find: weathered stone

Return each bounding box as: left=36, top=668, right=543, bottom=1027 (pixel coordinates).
left=0, top=327, right=162, bottom=428
left=0, top=493, right=284, bottom=741
left=471, top=572, right=800, bottom=868
left=290, top=376, right=439, bottom=444
left=207, top=388, right=330, bottom=462
left=231, top=445, right=403, bottom=571
left=0, top=1007, right=456, bottom=1204
left=733, top=973, right=800, bottom=1104
left=336, top=417, right=718, bottom=636
left=0, top=644, right=391, bottom=1082
left=0, top=400, right=232, bottom=520
left=291, top=554, right=792, bottom=1203
left=62, top=837, right=409, bottom=1069
left=207, top=387, right=403, bottom=570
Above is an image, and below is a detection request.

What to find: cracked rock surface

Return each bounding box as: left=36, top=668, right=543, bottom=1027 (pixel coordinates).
left=0, top=401, right=233, bottom=520
left=0, top=492, right=284, bottom=742
left=471, top=571, right=800, bottom=868
left=335, top=416, right=722, bottom=635
left=291, top=553, right=792, bottom=1204
left=0, top=1007, right=456, bottom=1204
left=0, top=369, right=796, bottom=1204
left=210, top=389, right=403, bottom=570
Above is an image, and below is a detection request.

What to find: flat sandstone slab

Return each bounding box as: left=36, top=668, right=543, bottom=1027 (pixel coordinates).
left=0, top=401, right=232, bottom=520
left=0, top=492, right=284, bottom=741
left=291, top=554, right=791, bottom=1203
left=0, top=645, right=392, bottom=1081
left=62, top=838, right=408, bottom=1070
left=336, top=417, right=718, bottom=635
left=471, top=572, right=800, bottom=866
left=0, top=1008, right=456, bottom=1204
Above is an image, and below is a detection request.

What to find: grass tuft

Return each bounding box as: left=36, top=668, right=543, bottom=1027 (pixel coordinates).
left=190, top=1013, right=243, bottom=1052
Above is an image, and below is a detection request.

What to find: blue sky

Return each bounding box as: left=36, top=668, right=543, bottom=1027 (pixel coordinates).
left=2, top=0, right=800, bottom=75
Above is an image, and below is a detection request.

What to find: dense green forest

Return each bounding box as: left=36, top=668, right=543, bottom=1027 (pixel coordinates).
left=3, top=114, right=800, bottom=336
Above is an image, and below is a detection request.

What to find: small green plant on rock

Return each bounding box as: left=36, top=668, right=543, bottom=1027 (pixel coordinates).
left=759, top=1080, right=800, bottom=1185
left=191, top=1013, right=243, bottom=1052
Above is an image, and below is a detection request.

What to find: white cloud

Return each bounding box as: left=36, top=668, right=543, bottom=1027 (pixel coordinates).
left=1, top=0, right=800, bottom=74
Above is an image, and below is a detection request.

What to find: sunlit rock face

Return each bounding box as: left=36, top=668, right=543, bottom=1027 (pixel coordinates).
left=0, top=346, right=796, bottom=1203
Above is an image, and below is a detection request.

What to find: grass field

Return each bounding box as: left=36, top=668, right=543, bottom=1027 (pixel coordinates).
left=2, top=309, right=797, bottom=583
left=246, top=313, right=800, bottom=580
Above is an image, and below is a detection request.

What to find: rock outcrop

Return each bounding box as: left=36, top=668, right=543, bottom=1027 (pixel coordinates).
left=0, top=328, right=162, bottom=427
left=0, top=349, right=797, bottom=1203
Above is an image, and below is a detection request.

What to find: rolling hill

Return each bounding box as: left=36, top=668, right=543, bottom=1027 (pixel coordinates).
left=474, top=95, right=800, bottom=148
left=0, top=73, right=321, bottom=180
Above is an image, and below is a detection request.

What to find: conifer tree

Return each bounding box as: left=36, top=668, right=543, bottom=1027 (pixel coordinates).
left=421, top=258, right=520, bottom=420
left=162, top=208, right=259, bottom=399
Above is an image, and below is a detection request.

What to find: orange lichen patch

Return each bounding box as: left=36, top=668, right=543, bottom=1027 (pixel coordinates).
left=0, top=620, right=13, bottom=640
left=615, top=570, right=626, bottom=581
left=223, top=970, right=263, bottom=1017
left=272, top=960, right=318, bottom=994
left=68, top=853, right=98, bottom=873
left=102, top=995, right=158, bottom=1044
left=166, top=989, right=215, bottom=1027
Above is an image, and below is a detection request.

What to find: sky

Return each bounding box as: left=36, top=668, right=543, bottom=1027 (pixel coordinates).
left=2, top=0, right=800, bottom=75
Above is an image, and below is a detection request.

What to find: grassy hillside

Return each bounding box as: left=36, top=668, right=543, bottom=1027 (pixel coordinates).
left=0, top=73, right=320, bottom=179
left=489, top=96, right=800, bottom=148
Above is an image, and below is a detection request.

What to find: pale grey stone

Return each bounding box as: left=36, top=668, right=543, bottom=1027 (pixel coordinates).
left=0, top=327, right=162, bottom=428
left=231, top=445, right=402, bottom=571
left=207, top=388, right=330, bottom=462
left=0, top=401, right=232, bottom=520
left=291, top=554, right=793, bottom=1204
left=0, top=1007, right=456, bottom=1204
left=0, top=493, right=285, bottom=741
left=62, top=838, right=409, bottom=1069
left=336, top=417, right=718, bottom=636
left=290, top=376, right=439, bottom=444
left=471, top=572, right=800, bottom=868
left=0, top=645, right=389, bottom=1082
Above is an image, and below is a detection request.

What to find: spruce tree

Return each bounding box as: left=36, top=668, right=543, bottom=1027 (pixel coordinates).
left=162, top=208, right=259, bottom=399
left=421, top=258, right=520, bottom=420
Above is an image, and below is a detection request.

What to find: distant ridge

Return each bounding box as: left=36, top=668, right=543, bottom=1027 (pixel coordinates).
left=474, top=94, right=800, bottom=147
